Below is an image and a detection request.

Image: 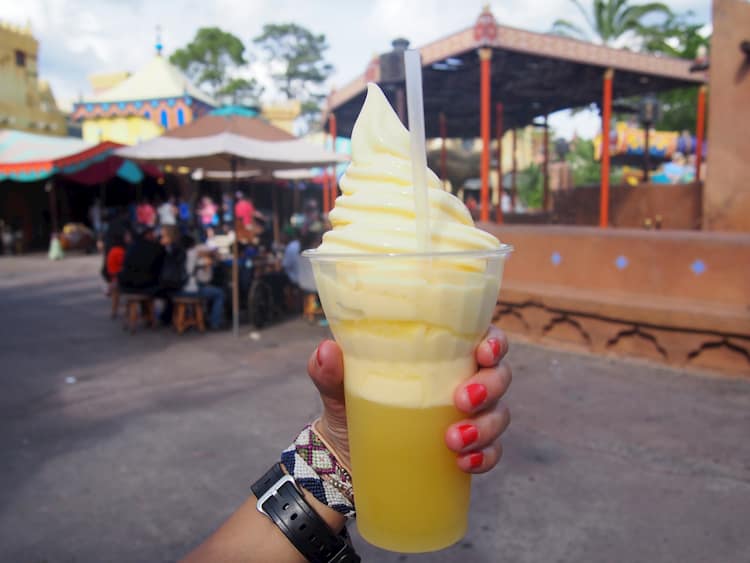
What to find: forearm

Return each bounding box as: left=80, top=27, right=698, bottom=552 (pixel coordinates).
left=181, top=478, right=345, bottom=563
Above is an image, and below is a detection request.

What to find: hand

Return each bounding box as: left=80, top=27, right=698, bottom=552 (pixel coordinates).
left=307, top=326, right=512, bottom=473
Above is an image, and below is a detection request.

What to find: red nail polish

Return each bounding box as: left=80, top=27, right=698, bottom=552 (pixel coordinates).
left=466, top=383, right=487, bottom=407
left=487, top=338, right=501, bottom=359
left=457, top=424, right=478, bottom=447
left=468, top=452, right=484, bottom=468
left=316, top=344, right=323, bottom=367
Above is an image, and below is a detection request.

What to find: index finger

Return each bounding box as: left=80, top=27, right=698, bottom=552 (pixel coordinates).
left=475, top=325, right=508, bottom=368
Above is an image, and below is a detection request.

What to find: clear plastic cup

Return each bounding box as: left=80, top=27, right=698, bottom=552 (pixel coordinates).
left=304, top=246, right=512, bottom=552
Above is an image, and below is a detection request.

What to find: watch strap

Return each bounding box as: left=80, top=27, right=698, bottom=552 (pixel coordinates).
left=252, top=463, right=360, bottom=563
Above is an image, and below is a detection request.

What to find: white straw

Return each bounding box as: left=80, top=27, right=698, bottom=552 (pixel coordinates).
left=404, top=49, right=431, bottom=252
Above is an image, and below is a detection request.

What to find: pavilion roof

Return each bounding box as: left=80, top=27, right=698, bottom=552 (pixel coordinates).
left=327, top=22, right=706, bottom=139
left=79, top=55, right=217, bottom=107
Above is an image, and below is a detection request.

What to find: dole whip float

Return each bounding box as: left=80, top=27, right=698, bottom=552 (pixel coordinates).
left=306, top=83, right=511, bottom=552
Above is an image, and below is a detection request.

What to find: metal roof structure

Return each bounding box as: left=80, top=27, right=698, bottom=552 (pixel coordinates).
left=327, top=15, right=706, bottom=139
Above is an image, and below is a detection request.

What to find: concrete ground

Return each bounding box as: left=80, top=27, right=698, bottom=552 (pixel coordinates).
left=1, top=254, right=749, bottom=563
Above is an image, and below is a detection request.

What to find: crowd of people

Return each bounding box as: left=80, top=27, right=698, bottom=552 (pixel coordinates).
left=100, top=190, right=326, bottom=332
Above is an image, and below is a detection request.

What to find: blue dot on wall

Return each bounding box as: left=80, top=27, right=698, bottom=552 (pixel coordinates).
left=615, top=255, right=629, bottom=270
left=690, top=259, right=706, bottom=275
left=551, top=251, right=562, bottom=266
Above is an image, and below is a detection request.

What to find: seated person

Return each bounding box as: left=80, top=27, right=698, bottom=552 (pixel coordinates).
left=158, top=226, right=188, bottom=324
left=281, top=227, right=300, bottom=287
left=181, top=235, right=225, bottom=330
left=105, top=232, right=128, bottom=294
left=118, top=227, right=165, bottom=294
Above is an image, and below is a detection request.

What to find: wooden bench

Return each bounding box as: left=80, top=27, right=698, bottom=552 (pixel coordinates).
left=172, top=296, right=206, bottom=334
left=122, top=294, right=156, bottom=334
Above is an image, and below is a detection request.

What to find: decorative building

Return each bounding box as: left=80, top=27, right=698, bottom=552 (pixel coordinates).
left=72, top=42, right=217, bottom=146
left=0, top=21, right=66, bottom=136
left=260, top=100, right=301, bottom=135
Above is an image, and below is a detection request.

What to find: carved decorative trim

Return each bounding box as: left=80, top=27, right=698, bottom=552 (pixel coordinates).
left=494, top=300, right=750, bottom=376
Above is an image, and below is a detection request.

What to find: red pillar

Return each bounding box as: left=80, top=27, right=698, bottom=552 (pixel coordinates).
left=479, top=47, right=492, bottom=223
left=439, top=112, right=447, bottom=189
left=495, top=102, right=504, bottom=224
left=511, top=128, right=517, bottom=210
left=695, top=85, right=707, bottom=182
left=329, top=114, right=338, bottom=206
left=600, top=69, right=613, bottom=228
left=543, top=115, right=550, bottom=211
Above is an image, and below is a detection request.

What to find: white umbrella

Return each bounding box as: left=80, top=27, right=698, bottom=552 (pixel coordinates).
left=116, top=131, right=347, bottom=337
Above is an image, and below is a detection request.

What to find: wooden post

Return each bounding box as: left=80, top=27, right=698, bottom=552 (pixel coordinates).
left=272, top=183, right=280, bottom=245
left=511, top=128, right=517, bottom=210
left=439, top=112, right=447, bottom=189
left=230, top=157, right=239, bottom=338
left=479, top=47, right=492, bottom=223
left=543, top=114, right=550, bottom=211
left=695, top=85, right=707, bottom=182
left=600, top=68, right=614, bottom=228
left=329, top=114, right=338, bottom=207
left=495, top=102, right=504, bottom=223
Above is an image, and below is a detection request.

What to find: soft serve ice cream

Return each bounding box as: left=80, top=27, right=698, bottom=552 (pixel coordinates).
left=308, top=82, right=509, bottom=552
left=313, top=83, right=504, bottom=408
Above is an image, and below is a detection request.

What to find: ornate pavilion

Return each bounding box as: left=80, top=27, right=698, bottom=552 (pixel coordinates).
left=71, top=41, right=217, bottom=146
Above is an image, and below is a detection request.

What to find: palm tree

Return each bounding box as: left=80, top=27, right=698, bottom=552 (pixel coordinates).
left=551, top=0, right=673, bottom=46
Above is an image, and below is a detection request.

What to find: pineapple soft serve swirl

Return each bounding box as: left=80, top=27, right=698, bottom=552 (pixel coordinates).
left=314, top=83, right=503, bottom=408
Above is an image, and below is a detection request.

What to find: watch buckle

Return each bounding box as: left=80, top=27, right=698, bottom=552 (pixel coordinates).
left=256, top=473, right=297, bottom=515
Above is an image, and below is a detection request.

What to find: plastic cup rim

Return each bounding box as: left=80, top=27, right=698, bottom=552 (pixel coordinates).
left=302, top=244, right=513, bottom=262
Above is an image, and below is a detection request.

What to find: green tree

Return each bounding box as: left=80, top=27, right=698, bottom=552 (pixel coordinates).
left=517, top=164, right=544, bottom=209
left=566, top=139, right=601, bottom=186
left=551, top=0, right=672, bottom=46
left=170, top=27, right=263, bottom=104
left=253, top=23, right=334, bottom=123
left=641, top=15, right=710, bottom=132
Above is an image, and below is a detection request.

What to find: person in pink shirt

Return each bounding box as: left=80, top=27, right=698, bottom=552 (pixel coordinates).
left=234, top=192, right=257, bottom=227
left=136, top=200, right=156, bottom=227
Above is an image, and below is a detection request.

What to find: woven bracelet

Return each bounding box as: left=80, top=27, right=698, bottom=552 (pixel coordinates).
left=280, top=421, right=356, bottom=518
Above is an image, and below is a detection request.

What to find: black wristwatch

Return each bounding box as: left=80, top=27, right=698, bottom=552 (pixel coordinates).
left=252, top=463, right=360, bottom=563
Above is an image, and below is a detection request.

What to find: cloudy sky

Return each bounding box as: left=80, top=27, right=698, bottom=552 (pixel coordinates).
left=4, top=0, right=710, bottom=138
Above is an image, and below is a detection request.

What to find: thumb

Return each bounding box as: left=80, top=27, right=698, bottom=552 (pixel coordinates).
left=307, top=340, right=350, bottom=465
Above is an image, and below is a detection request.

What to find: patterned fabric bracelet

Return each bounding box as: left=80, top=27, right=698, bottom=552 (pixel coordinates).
left=280, top=422, right=356, bottom=518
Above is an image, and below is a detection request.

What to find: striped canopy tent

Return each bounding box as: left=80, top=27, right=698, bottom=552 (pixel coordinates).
left=0, top=129, right=148, bottom=185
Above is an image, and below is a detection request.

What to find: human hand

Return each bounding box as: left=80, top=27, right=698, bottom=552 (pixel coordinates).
left=307, top=326, right=511, bottom=472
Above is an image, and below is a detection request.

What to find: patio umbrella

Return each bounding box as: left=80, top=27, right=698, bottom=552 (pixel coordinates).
left=115, top=116, right=348, bottom=337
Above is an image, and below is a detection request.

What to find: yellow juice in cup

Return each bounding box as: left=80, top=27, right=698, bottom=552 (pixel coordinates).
left=345, top=389, right=470, bottom=552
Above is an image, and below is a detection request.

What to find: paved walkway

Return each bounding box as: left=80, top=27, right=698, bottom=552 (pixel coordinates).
left=1, top=255, right=749, bottom=562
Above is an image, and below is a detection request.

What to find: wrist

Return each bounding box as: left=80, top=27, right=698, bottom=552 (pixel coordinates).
left=316, top=414, right=350, bottom=470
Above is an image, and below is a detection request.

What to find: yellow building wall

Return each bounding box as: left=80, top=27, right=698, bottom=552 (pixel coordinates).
left=0, top=21, right=66, bottom=136
left=82, top=116, right=164, bottom=146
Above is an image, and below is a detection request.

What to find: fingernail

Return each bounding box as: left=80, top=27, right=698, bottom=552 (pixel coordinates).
left=468, top=452, right=484, bottom=468
left=316, top=343, right=324, bottom=367
left=457, top=424, right=478, bottom=447
left=466, top=383, right=487, bottom=408
left=487, top=338, right=501, bottom=359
